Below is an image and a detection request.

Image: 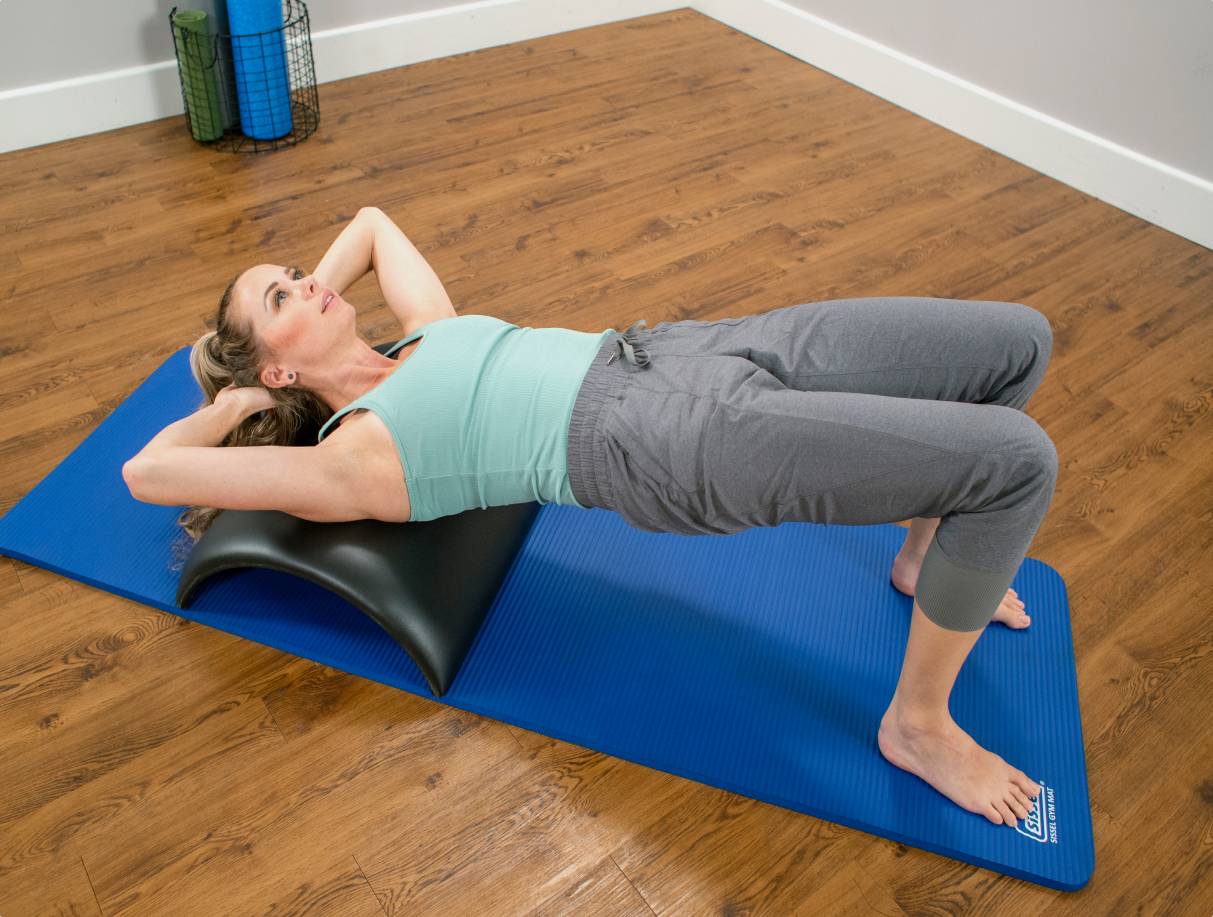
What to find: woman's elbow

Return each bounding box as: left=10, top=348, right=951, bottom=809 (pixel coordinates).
left=123, top=458, right=146, bottom=502
left=122, top=456, right=156, bottom=503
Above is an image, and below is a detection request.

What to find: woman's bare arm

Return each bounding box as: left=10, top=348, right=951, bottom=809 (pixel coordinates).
left=363, top=208, right=457, bottom=331
left=130, top=396, right=249, bottom=457
left=312, top=208, right=377, bottom=297
left=123, top=441, right=370, bottom=523
left=311, top=207, right=455, bottom=332
left=121, top=396, right=372, bottom=523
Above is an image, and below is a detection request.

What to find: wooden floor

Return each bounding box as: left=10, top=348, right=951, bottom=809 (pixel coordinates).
left=2, top=7, right=1211, bottom=915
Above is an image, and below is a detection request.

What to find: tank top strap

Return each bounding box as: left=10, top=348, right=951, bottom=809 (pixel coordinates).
left=316, top=327, right=426, bottom=443
left=384, top=326, right=426, bottom=358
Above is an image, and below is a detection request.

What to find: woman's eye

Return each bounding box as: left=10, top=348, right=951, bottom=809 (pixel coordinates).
left=275, top=268, right=303, bottom=307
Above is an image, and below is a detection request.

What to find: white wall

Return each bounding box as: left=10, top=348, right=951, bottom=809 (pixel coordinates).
left=0, top=0, right=473, bottom=92
left=0, top=0, right=1208, bottom=248
left=696, top=0, right=1211, bottom=248
left=772, top=0, right=1212, bottom=190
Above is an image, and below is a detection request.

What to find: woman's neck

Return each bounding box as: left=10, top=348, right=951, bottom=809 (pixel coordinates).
left=312, top=338, right=411, bottom=413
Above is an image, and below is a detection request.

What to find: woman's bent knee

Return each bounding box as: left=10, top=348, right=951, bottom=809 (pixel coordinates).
left=1025, top=419, right=1058, bottom=488
left=994, top=408, right=1058, bottom=486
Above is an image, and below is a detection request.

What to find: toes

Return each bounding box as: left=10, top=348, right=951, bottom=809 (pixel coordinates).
left=999, top=604, right=1031, bottom=629
left=993, top=798, right=1017, bottom=827
left=1014, top=773, right=1041, bottom=798
left=1009, top=785, right=1035, bottom=813
left=1000, top=594, right=1026, bottom=614
left=1005, top=791, right=1030, bottom=820
left=982, top=803, right=1003, bottom=825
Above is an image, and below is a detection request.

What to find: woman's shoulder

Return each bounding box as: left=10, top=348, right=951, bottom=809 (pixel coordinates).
left=316, top=409, right=390, bottom=475
left=316, top=408, right=411, bottom=522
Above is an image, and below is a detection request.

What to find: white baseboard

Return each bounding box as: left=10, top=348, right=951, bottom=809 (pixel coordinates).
left=0, top=0, right=681, bottom=156
left=2, top=0, right=1208, bottom=250
left=696, top=0, right=1212, bottom=251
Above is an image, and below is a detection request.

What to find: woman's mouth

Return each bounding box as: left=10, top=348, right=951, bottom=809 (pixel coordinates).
left=322, top=290, right=334, bottom=313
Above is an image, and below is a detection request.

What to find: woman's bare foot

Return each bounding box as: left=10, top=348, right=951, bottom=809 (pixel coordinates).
left=891, top=549, right=1030, bottom=629
left=878, top=699, right=1041, bottom=826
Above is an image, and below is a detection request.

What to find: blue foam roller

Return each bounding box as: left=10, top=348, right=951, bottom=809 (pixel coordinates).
left=227, top=0, right=293, bottom=140
left=0, top=347, right=1094, bottom=890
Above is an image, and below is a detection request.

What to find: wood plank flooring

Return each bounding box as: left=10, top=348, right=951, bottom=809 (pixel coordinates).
left=1, top=8, right=1210, bottom=915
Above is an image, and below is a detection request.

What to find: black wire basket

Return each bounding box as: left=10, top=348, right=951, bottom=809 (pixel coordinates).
left=169, top=0, right=319, bottom=152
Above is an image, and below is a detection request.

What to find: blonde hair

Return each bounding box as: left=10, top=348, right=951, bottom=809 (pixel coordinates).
left=175, top=272, right=335, bottom=548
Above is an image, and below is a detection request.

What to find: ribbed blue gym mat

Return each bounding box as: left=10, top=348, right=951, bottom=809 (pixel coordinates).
left=0, top=348, right=1094, bottom=891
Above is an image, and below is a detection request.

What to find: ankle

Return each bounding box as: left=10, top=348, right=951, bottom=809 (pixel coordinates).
left=886, top=696, right=950, bottom=733
left=901, top=517, right=941, bottom=557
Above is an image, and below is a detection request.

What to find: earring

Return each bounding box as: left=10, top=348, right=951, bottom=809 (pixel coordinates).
left=289, top=372, right=296, bottom=381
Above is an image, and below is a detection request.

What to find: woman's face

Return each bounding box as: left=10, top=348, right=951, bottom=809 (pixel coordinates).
left=235, top=263, right=350, bottom=385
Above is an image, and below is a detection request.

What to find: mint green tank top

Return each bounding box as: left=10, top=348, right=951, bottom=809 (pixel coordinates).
left=317, top=314, right=615, bottom=522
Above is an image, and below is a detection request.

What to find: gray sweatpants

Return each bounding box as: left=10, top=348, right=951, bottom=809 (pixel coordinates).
left=565, top=297, right=1058, bottom=632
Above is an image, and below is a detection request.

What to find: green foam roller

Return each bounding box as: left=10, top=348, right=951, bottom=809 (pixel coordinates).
left=172, top=10, right=224, bottom=142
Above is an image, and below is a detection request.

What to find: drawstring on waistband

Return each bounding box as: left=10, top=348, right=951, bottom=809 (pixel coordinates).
left=607, top=319, right=652, bottom=368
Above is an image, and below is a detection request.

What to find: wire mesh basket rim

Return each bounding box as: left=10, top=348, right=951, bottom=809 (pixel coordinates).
left=168, top=0, right=319, bottom=152
left=168, top=0, right=310, bottom=40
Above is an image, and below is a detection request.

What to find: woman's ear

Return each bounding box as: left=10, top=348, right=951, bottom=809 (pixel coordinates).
left=260, top=364, right=293, bottom=390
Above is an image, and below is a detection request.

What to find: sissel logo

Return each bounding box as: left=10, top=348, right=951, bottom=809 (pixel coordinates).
left=1015, top=780, right=1058, bottom=844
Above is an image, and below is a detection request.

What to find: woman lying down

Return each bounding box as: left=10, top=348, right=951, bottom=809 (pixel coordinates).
left=124, top=205, right=1055, bottom=830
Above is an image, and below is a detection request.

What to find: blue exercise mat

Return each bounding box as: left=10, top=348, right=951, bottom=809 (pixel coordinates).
left=0, top=347, right=1094, bottom=891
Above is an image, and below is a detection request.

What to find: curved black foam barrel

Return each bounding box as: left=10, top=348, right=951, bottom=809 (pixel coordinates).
left=173, top=339, right=542, bottom=697
left=175, top=501, right=540, bottom=696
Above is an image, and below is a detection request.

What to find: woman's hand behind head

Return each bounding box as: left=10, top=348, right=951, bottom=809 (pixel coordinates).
left=215, top=382, right=278, bottom=419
